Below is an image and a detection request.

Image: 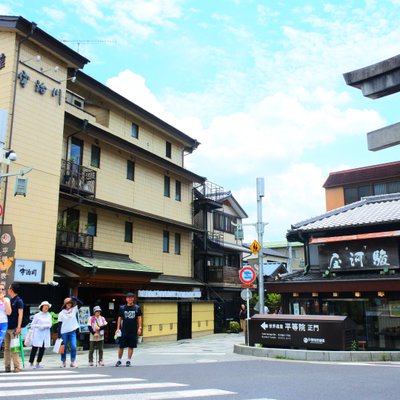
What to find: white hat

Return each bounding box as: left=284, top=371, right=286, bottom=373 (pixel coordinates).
left=39, top=301, right=52, bottom=310
left=93, top=306, right=102, bottom=313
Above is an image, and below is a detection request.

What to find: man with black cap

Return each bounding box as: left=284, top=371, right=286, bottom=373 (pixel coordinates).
left=115, top=292, right=142, bottom=367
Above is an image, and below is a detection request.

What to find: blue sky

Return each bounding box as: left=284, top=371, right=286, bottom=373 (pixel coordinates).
left=2, top=0, right=400, bottom=242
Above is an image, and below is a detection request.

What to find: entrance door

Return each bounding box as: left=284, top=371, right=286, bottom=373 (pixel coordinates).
left=177, top=302, right=192, bottom=340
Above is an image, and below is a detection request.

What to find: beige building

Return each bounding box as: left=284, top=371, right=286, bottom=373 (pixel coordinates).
left=0, top=15, right=213, bottom=341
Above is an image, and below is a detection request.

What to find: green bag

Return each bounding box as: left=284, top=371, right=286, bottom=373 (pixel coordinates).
left=10, top=336, right=21, bottom=353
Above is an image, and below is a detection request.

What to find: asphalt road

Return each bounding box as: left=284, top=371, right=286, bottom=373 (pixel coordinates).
left=1, top=333, right=399, bottom=399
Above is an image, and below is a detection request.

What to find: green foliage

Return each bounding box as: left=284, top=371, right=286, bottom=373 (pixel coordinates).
left=249, top=293, right=282, bottom=313
left=350, top=340, right=358, bottom=351
left=49, top=311, right=58, bottom=326
left=266, top=293, right=281, bottom=313
left=229, top=321, right=241, bottom=333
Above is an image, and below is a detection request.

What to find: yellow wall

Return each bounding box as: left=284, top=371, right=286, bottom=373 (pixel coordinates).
left=142, top=302, right=177, bottom=340
left=325, top=187, right=345, bottom=211
left=141, top=302, right=214, bottom=341
left=192, top=302, right=214, bottom=336
left=1, top=38, right=69, bottom=283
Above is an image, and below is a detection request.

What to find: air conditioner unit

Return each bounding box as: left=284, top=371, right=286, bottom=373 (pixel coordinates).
left=66, top=91, right=85, bottom=109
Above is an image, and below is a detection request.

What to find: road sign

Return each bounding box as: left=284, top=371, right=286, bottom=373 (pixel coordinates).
left=241, top=288, right=252, bottom=301
left=239, top=266, right=256, bottom=284
left=250, top=240, right=261, bottom=254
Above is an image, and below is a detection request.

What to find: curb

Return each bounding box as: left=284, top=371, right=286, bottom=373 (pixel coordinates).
left=234, top=344, right=400, bottom=362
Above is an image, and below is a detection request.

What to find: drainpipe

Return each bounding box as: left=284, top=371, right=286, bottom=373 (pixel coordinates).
left=2, top=21, right=38, bottom=223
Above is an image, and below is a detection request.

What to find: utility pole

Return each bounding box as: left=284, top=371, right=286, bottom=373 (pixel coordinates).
left=256, top=177, right=265, bottom=311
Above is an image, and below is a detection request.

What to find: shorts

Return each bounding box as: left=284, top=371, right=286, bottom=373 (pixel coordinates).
left=118, top=334, right=138, bottom=349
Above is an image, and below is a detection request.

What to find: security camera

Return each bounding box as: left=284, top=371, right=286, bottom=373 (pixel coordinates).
left=8, top=151, right=17, bottom=161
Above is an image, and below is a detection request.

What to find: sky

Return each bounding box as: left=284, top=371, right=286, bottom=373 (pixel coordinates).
left=2, top=0, right=400, bottom=243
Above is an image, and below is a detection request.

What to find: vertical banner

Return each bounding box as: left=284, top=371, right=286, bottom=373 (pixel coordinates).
left=0, top=224, right=16, bottom=287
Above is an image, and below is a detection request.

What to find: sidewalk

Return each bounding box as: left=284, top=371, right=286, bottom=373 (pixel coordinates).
left=1, top=333, right=249, bottom=370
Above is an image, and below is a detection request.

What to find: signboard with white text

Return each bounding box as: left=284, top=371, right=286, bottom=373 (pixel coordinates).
left=14, top=259, right=44, bottom=283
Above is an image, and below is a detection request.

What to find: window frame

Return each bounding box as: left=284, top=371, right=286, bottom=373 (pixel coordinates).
left=166, top=141, right=172, bottom=158
left=131, top=123, right=139, bottom=139
left=90, top=144, right=101, bottom=168
left=164, top=176, right=170, bottom=197
left=124, top=221, right=133, bottom=243
left=127, top=160, right=135, bottom=181
left=163, top=231, right=170, bottom=253
left=87, top=212, right=97, bottom=236
left=175, top=180, right=181, bottom=201
left=174, top=233, right=181, bottom=255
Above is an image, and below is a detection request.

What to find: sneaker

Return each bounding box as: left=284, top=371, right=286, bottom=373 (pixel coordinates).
left=13, top=368, right=22, bottom=373
left=70, top=363, right=77, bottom=368
left=98, top=361, right=104, bottom=366
left=115, top=360, right=122, bottom=367
left=126, top=360, right=131, bottom=367
left=89, top=362, right=94, bottom=367
left=35, top=365, right=43, bottom=369
left=61, top=362, right=66, bottom=368
left=5, top=366, right=11, bottom=373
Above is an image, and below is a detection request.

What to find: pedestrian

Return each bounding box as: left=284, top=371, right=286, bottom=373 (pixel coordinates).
left=0, top=283, right=12, bottom=355
left=114, top=292, right=142, bottom=367
left=4, top=283, right=24, bottom=373
left=87, top=306, right=107, bottom=366
left=29, top=301, right=52, bottom=369
left=239, top=304, right=247, bottom=336
left=57, top=296, right=83, bottom=368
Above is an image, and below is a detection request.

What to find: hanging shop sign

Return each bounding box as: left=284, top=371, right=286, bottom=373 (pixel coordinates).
left=0, top=224, right=16, bottom=287
left=14, top=259, right=45, bottom=283
left=318, top=238, right=399, bottom=272
left=138, top=290, right=202, bottom=298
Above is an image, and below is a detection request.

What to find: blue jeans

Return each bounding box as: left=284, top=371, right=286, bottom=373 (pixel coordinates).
left=61, top=331, right=77, bottom=363
left=0, top=322, right=7, bottom=349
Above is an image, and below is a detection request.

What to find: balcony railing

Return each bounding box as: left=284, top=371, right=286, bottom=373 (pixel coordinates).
left=60, top=159, right=96, bottom=197
left=208, top=265, right=241, bottom=284
left=56, top=230, right=93, bottom=254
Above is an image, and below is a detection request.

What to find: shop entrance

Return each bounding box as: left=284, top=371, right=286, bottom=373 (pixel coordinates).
left=177, top=302, right=192, bottom=340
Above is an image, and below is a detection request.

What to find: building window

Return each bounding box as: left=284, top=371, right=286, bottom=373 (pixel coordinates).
left=213, top=212, right=237, bottom=234
left=175, top=180, right=181, bottom=201
left=175, top=233, right=181, bottom=255
left=90, top=145, right=100, bottom=168
left=125, top=221, right=133, bottom=243
left=166, top=141, right=172, bottom=158
left=70, top=137, right=83, bottom=165
left=87, top=213, right=97, bottom=236
left=164, top=176, right=170, bottom=197
left=131, top=123, right=139, bottom=139
left=127, top=160, right=135, bottom=181
left=344, top=181, right=400, bottom=205
left=163, top=231, right=169, bottom=253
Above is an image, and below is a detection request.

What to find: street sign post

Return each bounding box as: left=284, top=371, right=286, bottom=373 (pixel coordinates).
left=249, top=240, right=261, bottom=254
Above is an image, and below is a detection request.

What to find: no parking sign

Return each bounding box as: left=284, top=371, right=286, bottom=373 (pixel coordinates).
left=239, top=266, right=256, bottom=285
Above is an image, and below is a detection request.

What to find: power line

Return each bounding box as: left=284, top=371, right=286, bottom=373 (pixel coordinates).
left=60, top=40, right=116, bottom=53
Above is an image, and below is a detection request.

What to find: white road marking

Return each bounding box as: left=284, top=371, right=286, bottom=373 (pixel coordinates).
left=0, top=373, right=107, bottom=381
left=4, top=370, right=79, bottom=375
left=0, top=382, right=187, bottom=397
left=147, top=352, right=226, bottom=355
left=0, top=377, right=143, bottom=388
left=45, top=389, right=236, bottom=399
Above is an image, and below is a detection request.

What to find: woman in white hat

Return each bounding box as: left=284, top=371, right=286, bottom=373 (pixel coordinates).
left=29, top=301, right=53, bottom=368
left=87, top=305, right=107, bottom=366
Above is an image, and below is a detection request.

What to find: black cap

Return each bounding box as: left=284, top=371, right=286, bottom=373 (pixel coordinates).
left=126, top=292, right=134, bottom=297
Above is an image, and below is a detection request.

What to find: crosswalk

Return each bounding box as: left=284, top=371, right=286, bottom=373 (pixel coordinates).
left=0, top=369, right=237, bottom=399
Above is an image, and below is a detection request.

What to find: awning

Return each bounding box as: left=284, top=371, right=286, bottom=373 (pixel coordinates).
left=56, top=252, right=162, bottom=277
left=209, top=239, right=252, bottom=253
left=150, top=275, right=204, bottom=286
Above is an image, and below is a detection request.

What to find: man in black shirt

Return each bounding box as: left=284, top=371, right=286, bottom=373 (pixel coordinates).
left=115, top=292, right=142, bottom=367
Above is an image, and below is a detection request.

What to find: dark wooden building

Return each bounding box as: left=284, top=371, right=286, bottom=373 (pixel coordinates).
left=267, top=193, right=400, bottom=350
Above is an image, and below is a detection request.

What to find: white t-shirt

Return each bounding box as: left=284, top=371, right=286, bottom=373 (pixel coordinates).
left=58, top=305, right=80, bottom=333
left=0, top=297, right=10, bottom=323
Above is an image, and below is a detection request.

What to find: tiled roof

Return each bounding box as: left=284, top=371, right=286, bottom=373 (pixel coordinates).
left=323, top=161, right=400, bottom=188
left=289, top=193, right=400, bottom=233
